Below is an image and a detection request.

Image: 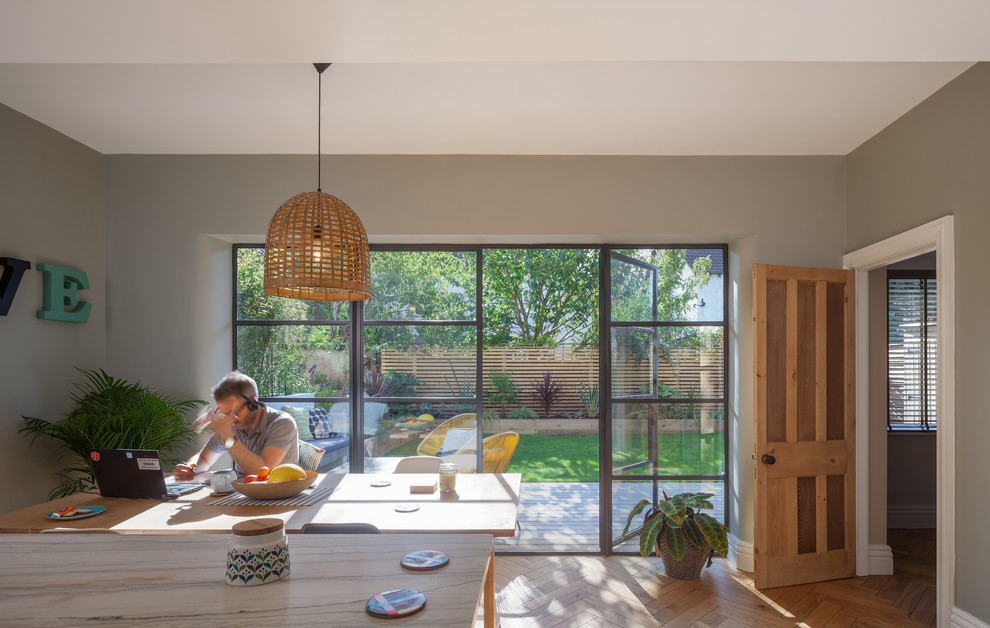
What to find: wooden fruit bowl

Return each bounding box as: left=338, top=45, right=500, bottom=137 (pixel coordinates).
left=230, top=470, right=318, bottom=499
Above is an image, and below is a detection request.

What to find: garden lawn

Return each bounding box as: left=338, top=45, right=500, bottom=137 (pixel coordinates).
left=386, top=432, right=723, bottom=483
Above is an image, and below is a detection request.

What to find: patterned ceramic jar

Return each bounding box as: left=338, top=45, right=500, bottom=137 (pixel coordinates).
left=225, top=518, right=290, bottom=586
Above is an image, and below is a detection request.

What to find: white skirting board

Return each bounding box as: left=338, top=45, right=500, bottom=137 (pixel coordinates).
left=728, top=533, right=754, bottom=573
left=952, top=606, right=990, bottom=628
left=888, top=505, right=937, bottom=529
left=869, top=544, right=894, bottom=575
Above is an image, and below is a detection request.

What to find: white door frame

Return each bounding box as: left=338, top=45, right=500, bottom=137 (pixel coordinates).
left=842, top=216, right=954, bottom=628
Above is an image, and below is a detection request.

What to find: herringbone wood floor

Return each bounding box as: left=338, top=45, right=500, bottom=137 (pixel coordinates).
left=489, top=529, right=936, bottom=627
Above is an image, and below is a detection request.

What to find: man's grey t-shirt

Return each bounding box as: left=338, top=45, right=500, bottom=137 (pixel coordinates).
left=207, top=406, right=298, bottom=473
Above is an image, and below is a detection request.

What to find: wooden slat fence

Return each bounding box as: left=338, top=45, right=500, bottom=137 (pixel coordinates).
left=380, top=345, right=723, bottom=417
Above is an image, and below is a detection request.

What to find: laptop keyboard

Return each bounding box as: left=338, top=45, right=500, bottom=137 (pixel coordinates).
left=166, top=483, right=203, bottom=498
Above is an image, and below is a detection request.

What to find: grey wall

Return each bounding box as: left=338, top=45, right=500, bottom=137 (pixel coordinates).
left=848, top=62, right=990, bottom=621
left=103, top=154, right=848, bottom=547
left=0, top=104, right=106, bottom=511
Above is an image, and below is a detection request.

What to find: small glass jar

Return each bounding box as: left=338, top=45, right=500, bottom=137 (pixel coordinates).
left=210, top=469, right=237, bottom=494
left=225, top=518, right=290, bottom=586
left=438, top=462, right=458, bottom=493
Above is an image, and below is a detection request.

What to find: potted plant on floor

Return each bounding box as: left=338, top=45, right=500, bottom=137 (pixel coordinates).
left=19, top=368, right=201, bottom=499
left=621, top=491, right=729, bottom=579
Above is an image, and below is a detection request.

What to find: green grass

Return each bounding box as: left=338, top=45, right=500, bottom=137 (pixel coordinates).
left=384, top=432, right=724, bottom=483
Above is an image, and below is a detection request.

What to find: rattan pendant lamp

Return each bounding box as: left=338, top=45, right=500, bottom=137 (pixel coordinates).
left=263, top=63, right=371, bottom=301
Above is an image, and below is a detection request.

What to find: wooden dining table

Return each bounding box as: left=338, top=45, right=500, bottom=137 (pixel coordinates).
left=0, top=532, right=495, bottom=627
left=0, top=472, right=522, bottom=536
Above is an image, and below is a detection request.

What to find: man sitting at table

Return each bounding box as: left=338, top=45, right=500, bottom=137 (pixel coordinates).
left=173, top=371, right=298, bottom=480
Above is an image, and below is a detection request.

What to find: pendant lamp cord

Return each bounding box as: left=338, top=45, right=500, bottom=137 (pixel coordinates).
left=317, top=69, right=322, bottom=192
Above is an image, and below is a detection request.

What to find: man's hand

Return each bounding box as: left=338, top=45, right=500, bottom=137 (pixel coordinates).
left=173, top=462, right=197, bottom=481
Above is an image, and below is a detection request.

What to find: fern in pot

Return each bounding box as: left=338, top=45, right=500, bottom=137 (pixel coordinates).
left=622, top=491, right=729, bottom=579
left=19, top=368, right=201, bottom=499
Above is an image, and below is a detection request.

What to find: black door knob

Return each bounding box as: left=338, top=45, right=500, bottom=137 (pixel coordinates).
left=761, top=454, right=776, bottom=465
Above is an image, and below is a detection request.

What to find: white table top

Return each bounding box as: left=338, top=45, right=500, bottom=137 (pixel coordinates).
left=0, top=532, right=493, bottom=627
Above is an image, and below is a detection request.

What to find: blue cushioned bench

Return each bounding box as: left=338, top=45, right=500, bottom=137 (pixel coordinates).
left=305, top=435, right=349, bottom=472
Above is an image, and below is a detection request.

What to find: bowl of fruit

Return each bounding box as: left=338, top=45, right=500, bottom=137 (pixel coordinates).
left=230, top=463, right=318, bottom=499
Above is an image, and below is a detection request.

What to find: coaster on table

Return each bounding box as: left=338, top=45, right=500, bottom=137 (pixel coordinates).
left=366, top=589, right=426, bottom=618
left=394, top=503, right=420, bottom=513
left=400, top=550, right=449, bottom=571
left=371, top=480, right=391, bottom=488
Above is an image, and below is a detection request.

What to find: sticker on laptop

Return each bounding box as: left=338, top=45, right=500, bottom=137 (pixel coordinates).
left=90, top=451, right=101, bottom=462
left=136, top=458, right=161, bottom=471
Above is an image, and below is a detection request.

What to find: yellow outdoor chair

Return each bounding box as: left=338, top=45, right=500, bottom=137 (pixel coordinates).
left=481, top=431, right=520, bottom=473
left=416, top=413, right=477, bottom=458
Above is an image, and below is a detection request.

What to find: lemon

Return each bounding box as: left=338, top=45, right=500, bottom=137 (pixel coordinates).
left=417, top=413, right=435, bottom=422
left=267, top=463, right=307, bottom=482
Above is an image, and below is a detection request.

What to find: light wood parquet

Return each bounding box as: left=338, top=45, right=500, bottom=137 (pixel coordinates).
left=489, top=528, right=936, bottom=627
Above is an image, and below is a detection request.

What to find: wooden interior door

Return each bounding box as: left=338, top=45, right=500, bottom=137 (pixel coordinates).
left=753, top=264, right=856, bottom=589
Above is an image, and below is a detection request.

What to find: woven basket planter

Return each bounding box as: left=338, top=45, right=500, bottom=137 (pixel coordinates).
left=658, top=535, right=716, bottom=579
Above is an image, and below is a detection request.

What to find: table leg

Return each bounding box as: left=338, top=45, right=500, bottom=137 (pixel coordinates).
left=485, top=547, right=495, bottom=628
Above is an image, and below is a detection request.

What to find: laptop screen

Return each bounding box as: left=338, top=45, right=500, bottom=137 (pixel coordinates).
left=90, top=449, right=200, bottom=500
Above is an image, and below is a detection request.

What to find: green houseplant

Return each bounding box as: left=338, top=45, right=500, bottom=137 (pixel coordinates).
left=622, top=491, right=729, bottom=579
left=19, top=368, right=201, bottom=499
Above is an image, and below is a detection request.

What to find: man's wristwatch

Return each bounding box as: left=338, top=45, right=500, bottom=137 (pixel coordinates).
left=223, top=435, right=236, bottom=450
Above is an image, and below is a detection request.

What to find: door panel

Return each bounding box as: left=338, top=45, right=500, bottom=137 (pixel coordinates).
left=753, top=264, right=855, bottom=589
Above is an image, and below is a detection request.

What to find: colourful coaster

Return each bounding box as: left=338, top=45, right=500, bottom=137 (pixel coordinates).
left=400, top=550, right=450, bottom=571
left=370, top=480, right=392, bottom=487
left=395, top=503, right=420, bottom=513
left=366, top=589, right=426, bottom=618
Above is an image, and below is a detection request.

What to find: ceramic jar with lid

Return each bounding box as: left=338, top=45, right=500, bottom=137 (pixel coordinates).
left=225, top=518, right=290, bottom=586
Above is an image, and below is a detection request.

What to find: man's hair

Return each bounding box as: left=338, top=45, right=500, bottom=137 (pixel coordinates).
left=212, top=371, right=259, bottom=402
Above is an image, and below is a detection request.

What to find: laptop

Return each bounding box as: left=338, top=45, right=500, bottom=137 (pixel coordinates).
left=90, top=449, right=204, bottom=501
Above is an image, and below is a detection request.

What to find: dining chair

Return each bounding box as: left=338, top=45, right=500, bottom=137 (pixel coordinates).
left=481, top=431, right=520, bottom=473
left=300, top=523, right=382, bottom=534
left=393, top=455, right=442, bottom=474
left=417, top=413, right=477, bottom=458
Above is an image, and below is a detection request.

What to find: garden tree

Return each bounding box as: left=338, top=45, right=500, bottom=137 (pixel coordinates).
left=610, top=249, right=712, bottom=323
left=610, top=249, right=715, bottom=380
left=236, top=248, right=346, bottom=396
left=363, top=251, right=477, bottom=362
left=483, top=249, right=599, bottom=346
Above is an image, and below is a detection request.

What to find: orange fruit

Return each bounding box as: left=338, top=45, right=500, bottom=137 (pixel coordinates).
left=257, top=466, right=271, bottom=480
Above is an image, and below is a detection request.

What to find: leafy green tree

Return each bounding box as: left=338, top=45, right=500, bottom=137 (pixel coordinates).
left=236, top=248, right=344, bottom=396
left=483, top=249, right=599, bottom=346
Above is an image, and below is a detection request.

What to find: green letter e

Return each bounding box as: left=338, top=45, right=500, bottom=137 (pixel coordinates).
left=36, top=263, right=92, bottom=323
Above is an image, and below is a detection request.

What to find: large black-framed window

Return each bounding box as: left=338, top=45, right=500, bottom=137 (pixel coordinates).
left=233, top=242, right=729, bottom=552
left=887, top=270, right=937, bottom=432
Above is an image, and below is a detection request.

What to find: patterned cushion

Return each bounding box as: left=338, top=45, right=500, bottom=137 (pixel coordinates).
left=280, top=405, right=312, bottom=440
left=297, top=439, right=325, bottom=472
left=309, top=407, right=332, bottom=439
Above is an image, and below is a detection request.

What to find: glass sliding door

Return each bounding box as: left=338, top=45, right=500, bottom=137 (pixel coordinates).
left=233, top=245, right=353, bottom=473
left=607, top=247, right=728, bottom=552
left=361, top=248, right=481, bottom=472
left=482, top=247, right=600, bottom=552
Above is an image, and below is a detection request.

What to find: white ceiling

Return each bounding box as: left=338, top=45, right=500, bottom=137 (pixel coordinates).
left=1, top=1, right=987, bottom=156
